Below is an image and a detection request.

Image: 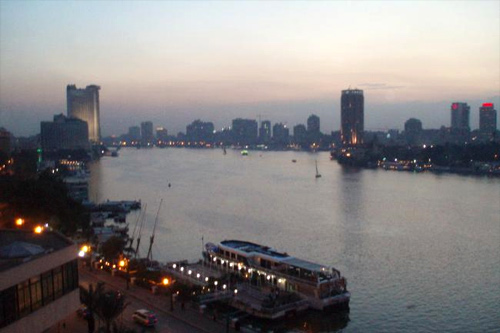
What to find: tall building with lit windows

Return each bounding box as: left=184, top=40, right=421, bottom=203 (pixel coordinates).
left=450, top=102, right=470, bottom=131
left=67, top=84, right=101, bottom=143
left=341, top=89, right=364, bottom=146
left=479, top=103, right=497, bottom=140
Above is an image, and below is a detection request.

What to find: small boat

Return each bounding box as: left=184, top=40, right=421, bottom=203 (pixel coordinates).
left=315, top=160, right=321, bottom=178
left=241, top=150, right=248, bottom=156
left=292, top=159, right=297, bottom=163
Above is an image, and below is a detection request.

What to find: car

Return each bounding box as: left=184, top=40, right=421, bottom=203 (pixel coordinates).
left=132, top=309, right=158, bottom=327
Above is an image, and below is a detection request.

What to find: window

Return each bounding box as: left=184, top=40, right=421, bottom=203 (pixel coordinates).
left=63, top=260, right=78, bottom=292
left=42, top=271, right=54, bottom=305
left=17, top=281, right=31, bottom=316
left=53, top=267, right=63, bottom=298
left=0, top=286, right=17, bottom=328
left=30, top=276, right=43, bottom=311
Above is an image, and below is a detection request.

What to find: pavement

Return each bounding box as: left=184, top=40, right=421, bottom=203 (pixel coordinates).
left=47, top=265, right=239, bottom=333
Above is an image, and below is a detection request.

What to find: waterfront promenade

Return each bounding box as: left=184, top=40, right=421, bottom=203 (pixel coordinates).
left=47, top=264, right=238, bottom=333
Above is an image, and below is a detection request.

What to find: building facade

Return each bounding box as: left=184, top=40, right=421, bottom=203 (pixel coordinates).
left=128, top=126, right=141, bottom=143
left=186, top=120, right=214, bottom=143
left=0, top=229, right=79, bottom=333
left=404, top=118, right=423, bottom=146
left=259, top=121, right=271, bottom=144
left=450, top=102, right=470, bottom=131
left=341, top=89, right=364, bottom=146
left=232, top=119, right=258, bottom=145
left=140, top=121, right=154, bottom=146
left=40, top=114, right=89, bottom=152
left=293, top=124, right=307, bottom=147
left=272, top=123, right=289, bottom=146
left=479, top=103, right=497, bottom=140
left=67, top=84, right=100, bottom=143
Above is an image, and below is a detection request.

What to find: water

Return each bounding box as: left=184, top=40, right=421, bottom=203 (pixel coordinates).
left=89, top=148, right=500, bottom=332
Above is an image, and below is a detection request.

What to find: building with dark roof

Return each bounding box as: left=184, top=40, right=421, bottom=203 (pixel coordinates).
left=0, top=229, right=79, bottom=332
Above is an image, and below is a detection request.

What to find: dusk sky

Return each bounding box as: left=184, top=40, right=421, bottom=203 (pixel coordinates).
left=1, top=1, right=499, bottom=137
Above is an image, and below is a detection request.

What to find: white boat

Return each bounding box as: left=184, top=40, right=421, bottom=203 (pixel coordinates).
left=204, top=240, right=350, bottom=312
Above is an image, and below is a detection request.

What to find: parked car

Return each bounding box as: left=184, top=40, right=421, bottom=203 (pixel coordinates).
left=132, top=309, right=158, bottom=327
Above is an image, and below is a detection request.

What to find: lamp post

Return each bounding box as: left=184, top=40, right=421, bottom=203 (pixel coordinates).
left=163, top=278, right=174, bottom=311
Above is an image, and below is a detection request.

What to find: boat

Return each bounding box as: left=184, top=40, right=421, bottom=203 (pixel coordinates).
left=241, top=150, right=249, bottom=156
left=203, top=240, right=350, bottom=312
left=315, top=160, right=322, bottom=178
left=292, top=159, right=297, bottom=163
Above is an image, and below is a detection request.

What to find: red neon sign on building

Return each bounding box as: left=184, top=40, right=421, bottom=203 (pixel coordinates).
left=482, top=103, right=494, bottom=108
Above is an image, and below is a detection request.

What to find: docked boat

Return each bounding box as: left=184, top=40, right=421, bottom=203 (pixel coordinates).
left=203, top=240, right=350, bottom=312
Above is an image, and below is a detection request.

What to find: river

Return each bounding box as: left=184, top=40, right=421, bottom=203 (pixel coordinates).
left=89, top=147, right=500, bottom=332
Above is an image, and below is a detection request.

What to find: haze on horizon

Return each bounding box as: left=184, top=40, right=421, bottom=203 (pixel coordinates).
left=0, top=1, right=499, bottom=137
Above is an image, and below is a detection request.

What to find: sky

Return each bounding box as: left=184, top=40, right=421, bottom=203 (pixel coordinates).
left=0, top=1, right=499, bottom=137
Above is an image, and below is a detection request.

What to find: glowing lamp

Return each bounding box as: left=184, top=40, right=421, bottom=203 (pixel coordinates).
left=78, top=250, right=85, bottom=257
left=34, top=225, right=43, bottom=234
left=162, top=278, right=169, bottom=285
left=16, top=218, right=24, bottom=226
left=119, top=260, right=125, bottom=267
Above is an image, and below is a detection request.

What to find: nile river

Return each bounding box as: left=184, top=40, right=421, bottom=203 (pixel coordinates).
left=89, top=148, right=500, bottom=332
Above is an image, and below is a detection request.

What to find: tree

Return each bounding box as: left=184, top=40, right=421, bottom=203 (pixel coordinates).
left=96, top=290, right=129, bottom=333
left=80, top=282, right=105, bottom=333
left=101, top=236, right=126, bottom=262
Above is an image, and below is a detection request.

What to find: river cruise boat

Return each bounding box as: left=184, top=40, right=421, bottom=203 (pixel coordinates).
left=204, top=240, right=350, bottom=311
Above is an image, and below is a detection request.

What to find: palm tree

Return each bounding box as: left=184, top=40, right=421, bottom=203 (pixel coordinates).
left=96, top=290, right=129, bottom=333
left=80, top=282, right=105, bottom=333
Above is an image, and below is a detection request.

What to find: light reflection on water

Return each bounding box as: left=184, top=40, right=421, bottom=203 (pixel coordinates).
left=89, top=148, right=500, bottom=332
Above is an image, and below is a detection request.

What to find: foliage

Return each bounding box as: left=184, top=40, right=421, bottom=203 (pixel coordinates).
left=0, top=170, right=89, bottom=233
left=96, top=290, right=129, bottom=333
left=101, top=236, right=126, bottom=261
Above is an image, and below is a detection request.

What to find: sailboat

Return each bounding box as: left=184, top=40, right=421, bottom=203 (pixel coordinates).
left=315, top=160, right=322, bottom=178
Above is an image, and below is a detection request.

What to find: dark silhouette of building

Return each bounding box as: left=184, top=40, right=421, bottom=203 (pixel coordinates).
left=259, top=120, right=271, bottom=144
left=232, top=118, right=258, bottom=145
left=272, top=123, right=289, bottom=146
left=66, top=84, right=100, bottom=143
left=141, top=121, right=154, bottom=146
left=341, top=89, right=364, bottom=146
left=293, top=124, right=307, bottom=147
left=450, top=102, right=470, bottom=143
left=156, top=127, right=169, bottom=143
left=404, top=118, right=423, bottom=146
left=186, top=120, right=214, bottom=143
left=307, top=114, right=320, bottom=133
left=40, top=114, right=89, bottom=152
left=128, top=126, right=141, bottom=142
left=479, top=103, right=497, bottom=141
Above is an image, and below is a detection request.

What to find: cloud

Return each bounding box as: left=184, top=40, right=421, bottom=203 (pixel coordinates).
left=358, top=83, right=405, bottom=90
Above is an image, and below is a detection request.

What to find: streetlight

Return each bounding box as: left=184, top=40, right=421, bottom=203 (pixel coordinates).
left=15, top=218, right=24, bottom=227
left=34, top=225, right=43, bottom=234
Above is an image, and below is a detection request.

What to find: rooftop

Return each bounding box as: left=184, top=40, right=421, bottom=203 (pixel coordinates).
left=0, top=229, right=73, bottom=272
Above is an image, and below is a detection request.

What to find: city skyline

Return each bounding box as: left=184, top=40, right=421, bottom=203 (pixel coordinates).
left=1, top=1, right=499, bottom=137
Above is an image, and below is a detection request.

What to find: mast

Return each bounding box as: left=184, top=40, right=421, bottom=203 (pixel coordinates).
left=129, top=206, right=142, bottom=248
left=135, top=204, right=147, bottom=258
left=146, top=199, right=163, bottom=262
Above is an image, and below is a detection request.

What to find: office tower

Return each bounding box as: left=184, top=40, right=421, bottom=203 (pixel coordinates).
left=67, top=84, right=100, bottom=143
left=128, top=126, right=141, bottom=142
left=404, top=118, right=423, bottom=146
left=259, top=120, right=271, bottom=144
left=450, top=102, right=470, bottom=131
left=141, top=121, right=154, bottom=146
left=341, top=89, right=364, bottom=146
left=186, top=120, right=214, bottom=143
left=156, top=127, right=169, bottom=142
left=307, top=114, right=320, bottom=133
left=479, top=103, right=497, bottom=140
left=41, top=114, right=89, bottom=152
left=232, top=118, right=258, bottom=145
left=272, top=123, right=289, bottom=146
left=293, top=124, right=307, bottom=146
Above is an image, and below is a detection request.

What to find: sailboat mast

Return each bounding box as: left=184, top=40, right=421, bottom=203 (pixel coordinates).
left=146, top=199, right=163, bottom=262
left=135, top=204, right=147, bottom=258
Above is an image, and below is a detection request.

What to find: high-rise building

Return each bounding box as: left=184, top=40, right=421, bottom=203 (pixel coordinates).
left=41, top=114, right=89, bottom=152
left=141, top=121, right=154, bottom=146
left=341, top=89, right=364, bottom=146
left=128, top=126, right=141, bottom=142
left=404, top=118, right=423, bottom=146
left=156, top=127, right=169, bottom=143
left=259, top=121, right=271, bottom=144
left=293, top=124, right=307, bottom=146
left=272, top=123, right=289, bottom=146
left=450, top=102, right=470, bottom=131
left=307, top=114, right=320, bottom=133
left=479, top=103, right=497, bottom=140
left=67, top=84, right=100, bottom=143
left=186, top=120, right=214, bottom=143
left=232, top=118, right=258, bottom=145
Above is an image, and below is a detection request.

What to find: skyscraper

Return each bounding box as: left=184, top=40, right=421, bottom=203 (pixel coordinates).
left=232, top=118, right=258, bottom=145
left=141, top=121, right=154, bottom=146
left=67, top=84, right=101, bottom=143
left=307, top=114, right=320, bottom=133
left=450, top=102, right=470, bottom=131
left=341, top=89, right=364, bottom=146
left=479, top=103, right=497, bottom=140
left=259, top=120, right=271, bottom=144
left=41, top=114, right=89, bottom=152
